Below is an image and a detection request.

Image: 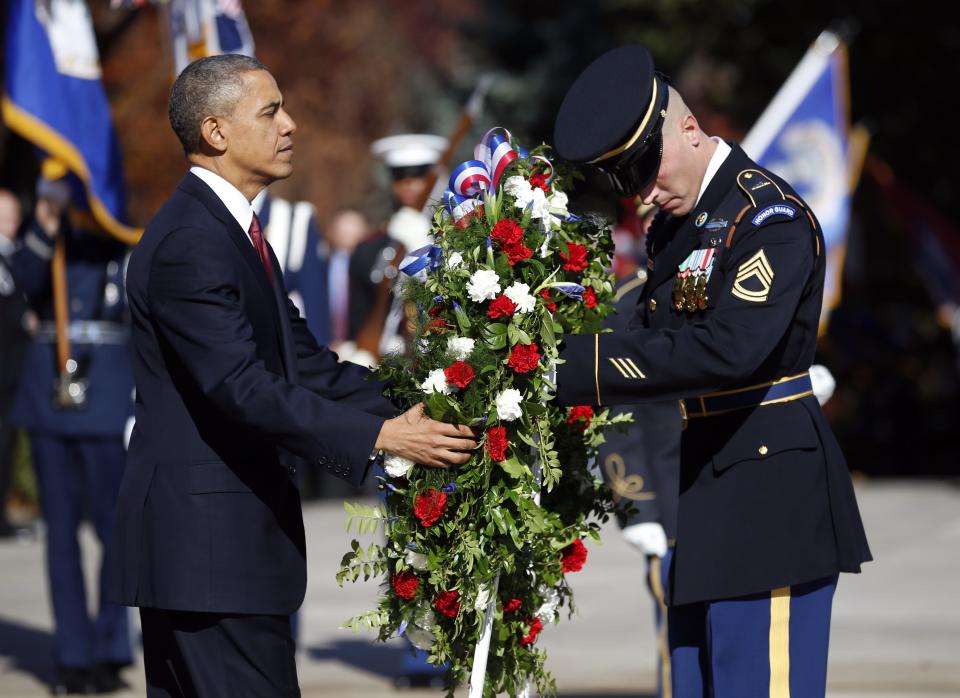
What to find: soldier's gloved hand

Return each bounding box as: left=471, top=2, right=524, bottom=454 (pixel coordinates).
left=622, top=522, right=668, bottom=557
left=809, top=364, right=836, bottom=406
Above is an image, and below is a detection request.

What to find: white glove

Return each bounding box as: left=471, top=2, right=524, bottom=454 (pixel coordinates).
left=622, top=522, right=668, bottom=557
left=809, top=364, right=836, bottom=406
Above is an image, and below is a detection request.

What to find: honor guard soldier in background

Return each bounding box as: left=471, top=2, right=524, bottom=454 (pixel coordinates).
left=347, top=134, right=447, bottom=365
left=552, top=45, right=871, bottom=698
left=9, top=167, right=134, bottom=694
left=0, top=188, right=30, bottom=540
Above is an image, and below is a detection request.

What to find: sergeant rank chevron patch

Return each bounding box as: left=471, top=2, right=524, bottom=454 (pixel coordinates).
left=731, top=249, right=774, bottom=303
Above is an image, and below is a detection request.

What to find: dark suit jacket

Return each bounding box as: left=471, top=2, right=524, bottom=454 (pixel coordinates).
left=109, top=173, right=395, bottom=615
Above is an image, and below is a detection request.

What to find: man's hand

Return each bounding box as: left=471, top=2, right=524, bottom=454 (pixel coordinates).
left=375, top=403, right=477, bottom=468
left=622, top=522, right=668, bottom=557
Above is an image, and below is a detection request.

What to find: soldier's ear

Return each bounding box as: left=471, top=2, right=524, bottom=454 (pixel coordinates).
left=198, top=116, right=227, bottom=155
left=680, top=113, right=701, bottom=147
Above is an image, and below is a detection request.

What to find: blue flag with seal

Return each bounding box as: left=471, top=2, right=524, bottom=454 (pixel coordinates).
left=742, top=30, right=852, bottom=328
left=2, top=0, right=138, bottom=243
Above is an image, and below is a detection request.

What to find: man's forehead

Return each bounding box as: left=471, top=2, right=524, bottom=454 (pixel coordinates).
left=242, top=69, right=281, bottom=101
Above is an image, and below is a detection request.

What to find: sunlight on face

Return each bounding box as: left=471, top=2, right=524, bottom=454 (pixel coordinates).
left=221, top=69, right=297, bottom=187
left=640, top=115, right=701, bottom=217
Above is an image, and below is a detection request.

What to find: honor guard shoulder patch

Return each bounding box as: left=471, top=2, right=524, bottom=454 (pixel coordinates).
left=751, top=204, right=797, bottom=226
left=731, top=248, right=774, bottom=303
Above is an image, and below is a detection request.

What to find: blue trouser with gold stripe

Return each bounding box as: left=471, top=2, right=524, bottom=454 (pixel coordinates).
left=668, top=575, right=837, bottom=698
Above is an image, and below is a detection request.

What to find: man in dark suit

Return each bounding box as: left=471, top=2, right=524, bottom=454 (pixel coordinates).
left=109, top=54, right=476, bottom=698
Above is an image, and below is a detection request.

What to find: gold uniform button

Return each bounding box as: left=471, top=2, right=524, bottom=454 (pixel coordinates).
left=648, top=298, right=657, bottom=312
left=758, top=444, right=769, bottom=456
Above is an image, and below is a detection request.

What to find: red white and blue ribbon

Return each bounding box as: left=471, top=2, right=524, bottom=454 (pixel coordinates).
left=399, top=244, right=443, bottom=282
left=444, top=127, right=526, bottom=224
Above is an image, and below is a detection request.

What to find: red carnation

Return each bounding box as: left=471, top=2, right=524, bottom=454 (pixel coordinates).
left=540, top=289, right=557, bottom=313
left=487, top=295, right=518, bottom=319
left=507, top=342, right=541, bottom=374
left=567, top=406, right=594, bottom=431
left=520, top=616, right=544, bottom=647
left=503, top=598, right=522, bottom=614
left=583, top=286, right=598, bottom=309
left=434, top=591, right=461, bottom=618
left=444, top=361, right=475, bottom=389
left=560, top=242, right=588, bottom=272
left=504, top=241, right=533, bottom=266
left=561, top=539, right=588, bottom=573
left=485, top=426, right=509, bottom=462
left=428, top=305, right=444, bottom=318
left=528, top=172, right=551, bottom=193
left=426, top=317, right=448, bottom=335
left=491, top=219, right=524, bottom=246
left=413, top=488, right=448, bottom=527
left=392, top=571, right=419, bottom=600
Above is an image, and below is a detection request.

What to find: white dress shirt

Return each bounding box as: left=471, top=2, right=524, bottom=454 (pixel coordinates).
left=189, top=166, right=256, bottom=245
left=693, top=137, right=732, bottom=207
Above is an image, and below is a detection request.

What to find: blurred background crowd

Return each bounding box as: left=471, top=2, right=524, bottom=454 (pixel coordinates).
left=0, top=0, right=956, bottom=693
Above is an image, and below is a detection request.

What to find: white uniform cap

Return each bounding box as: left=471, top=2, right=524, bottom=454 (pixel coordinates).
left=370, top=134, right=448, bottom=169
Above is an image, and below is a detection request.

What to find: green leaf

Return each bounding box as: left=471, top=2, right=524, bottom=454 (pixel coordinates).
left=499, top=456, right=528, bottom=479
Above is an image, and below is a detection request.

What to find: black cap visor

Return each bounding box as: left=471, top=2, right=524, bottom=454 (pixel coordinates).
left=600, top=131, right=663, bottom=197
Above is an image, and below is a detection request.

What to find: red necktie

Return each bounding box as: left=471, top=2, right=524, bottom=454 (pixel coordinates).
left=248, top=213, right=275, bottom=285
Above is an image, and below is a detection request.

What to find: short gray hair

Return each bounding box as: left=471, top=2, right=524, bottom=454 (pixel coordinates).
left=168, top=54, right=267, bottom=155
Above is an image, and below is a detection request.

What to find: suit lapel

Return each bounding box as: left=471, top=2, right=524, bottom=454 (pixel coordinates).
left=177, top=173, right=286, bottom=351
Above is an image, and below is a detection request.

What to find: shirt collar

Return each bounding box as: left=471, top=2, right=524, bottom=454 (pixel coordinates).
left=189, top=166, right=255, bottom=236
left=694, top=137, right=732, bottom=207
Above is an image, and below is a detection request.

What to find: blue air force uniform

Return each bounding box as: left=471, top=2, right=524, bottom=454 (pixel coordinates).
left=10, top=218, right=133, bottom=674
left=553, top=45, right=871, bottom=698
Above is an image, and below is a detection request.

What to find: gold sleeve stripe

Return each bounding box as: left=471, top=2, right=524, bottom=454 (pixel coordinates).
left=609, top=358, right=636, bottom=378
left=623, top=358, right=647, bottom=379
left=769, top=587, right=791, bottom=698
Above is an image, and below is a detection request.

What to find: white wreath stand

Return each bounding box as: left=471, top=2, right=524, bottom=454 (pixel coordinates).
left=468, top=461, right=541, bottom=698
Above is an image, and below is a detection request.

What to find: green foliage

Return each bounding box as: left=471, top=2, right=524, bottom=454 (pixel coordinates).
left=338, top=143, right=631, bottom=697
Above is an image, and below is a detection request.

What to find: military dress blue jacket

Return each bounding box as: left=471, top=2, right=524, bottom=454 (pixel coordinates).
left=558, top=144, right=871, bottom=605
left=10, top=220, right=133, bottom=437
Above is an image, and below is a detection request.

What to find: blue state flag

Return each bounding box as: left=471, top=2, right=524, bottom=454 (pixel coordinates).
left=2, top=0, right=138, bottom=243
left=742, top=31, right=852, bottom=326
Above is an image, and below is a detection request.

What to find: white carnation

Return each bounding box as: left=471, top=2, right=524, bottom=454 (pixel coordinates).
left=504, top=282, right=536, bottom=314
left=447, top=336, right=475, bottom=360
left=405, top=549, right=429, bottom=571
left=421, top=368, right=451, bottom=395
left=446, top=251, right=464, bottom=269
left=467, top=269, right=501, bottom=302
left=526, top=187, right=552, bottom=221
left=536, top=584, right=561, bottom=623
left=504, top=176, right=534, bottom=207
left=495, top=388, right=523, bottom=422
left=384, top=453, right=415, bottom=478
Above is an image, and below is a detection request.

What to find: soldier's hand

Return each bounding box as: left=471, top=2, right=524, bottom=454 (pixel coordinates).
left=375, top=403, right=477, bottom=469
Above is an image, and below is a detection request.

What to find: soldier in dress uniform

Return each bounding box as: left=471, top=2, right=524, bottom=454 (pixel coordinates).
left=346, top=134, right=447, bottom=365
left=9, top=173, right=134, bottom=694
left=552, top=45, right=871, bottom=698
left=0, top=189, right=30, bottom=540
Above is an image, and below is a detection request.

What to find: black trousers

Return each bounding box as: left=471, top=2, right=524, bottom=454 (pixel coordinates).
left=140, top=608, right=300, bottom=698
